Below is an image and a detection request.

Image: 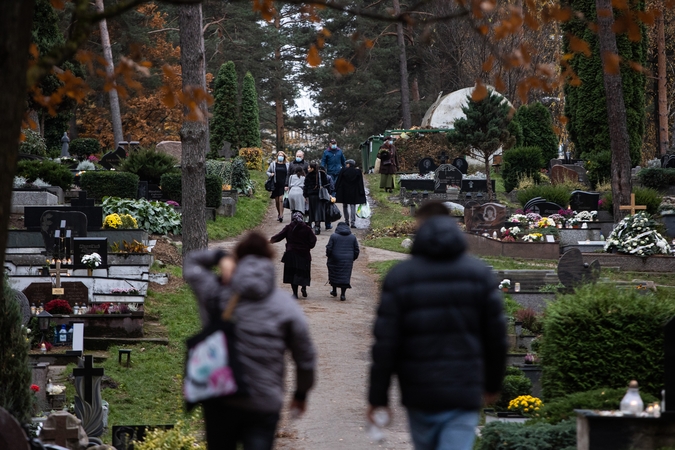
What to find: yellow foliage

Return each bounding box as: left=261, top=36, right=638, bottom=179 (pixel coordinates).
left=239, top=147, right=264, bottom=171
left=133, top=421, right=205, bottom=450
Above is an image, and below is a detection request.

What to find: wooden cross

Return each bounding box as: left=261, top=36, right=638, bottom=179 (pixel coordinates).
left=619, top=193, right=647, bottom=216
left=39, top=412, right=82, bottom=447
left=49, top=259, right=69, bottom=295
left=73, top=355, right=104, bottom=404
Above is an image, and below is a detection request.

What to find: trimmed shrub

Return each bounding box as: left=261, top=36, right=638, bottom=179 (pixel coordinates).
left=600, top=187, right=663, bottom=216
left=495, top=374, right=533, bottom=410
left=517, top=184, right=571, bottom=209
left=69, top=138, right=101, bottom=160
left=540, top=284, right=675, bottom=400
left=118, top=147, right=178, bottom=184
left=16, top=159, right=73, bottom=190
left=102, top=197, right=181, bottom=235
left=239, top=147, right=264, bottom=171
left=231, top=156, right=253, bottom=194
left=513, top=102, right=559, bottom=164
left=239, top=72, right=261, bottom=148
left=638, top=168, right=675, bottom=191
left=80, top=171, right=139, bottom=201
left=206, top=159, right=232, bottom=186
left=502, top=146, right=544, bottom=192
left=19, top=129, right=47, bottom=156
left=160, top=173, right=223, bottom=208
left=477, top=420, right=576, bottom=450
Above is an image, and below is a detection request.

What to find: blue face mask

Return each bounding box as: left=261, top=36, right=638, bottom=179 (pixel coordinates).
left=331, top=144, right=337, bottom=149
left=277, top=156, right=284, bottom=162
left=296, top=157, right=302, bottom=162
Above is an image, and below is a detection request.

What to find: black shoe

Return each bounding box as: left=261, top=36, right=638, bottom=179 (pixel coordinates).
left=278, top=217, right=283, bottom=222
left=340, top=294, right=346, bottom=301
left=330, top=289, right=337, bottom=297
left=301, top=287, right=307, bottom=298
left=326, top=224, right=333, bottom=230
left=314, top=227, right=321, bottom=235
left=292, top=294, right=298, bottom=299
left=350, top=224, right=356, bottom=228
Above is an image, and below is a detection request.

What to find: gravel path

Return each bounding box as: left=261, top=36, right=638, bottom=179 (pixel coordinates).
left=210, top=204, right=412, bottom=450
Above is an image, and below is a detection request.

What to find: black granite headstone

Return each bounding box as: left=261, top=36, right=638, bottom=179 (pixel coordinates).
left=40, top=211, right=87, bottom=254
left=137, top=181, right=149, bottom=200
left=418, top=157, right=437, bottom=175
left=100, top=147, right=127, bottom=170
left=73, top=237, right=108, bottom=268
left=527, top=200, right=564, bottom=216
left=148, top=184, right=163, bottom=201
left=26, top=206, right=102, bottom=231
left=70, top=191, right=95, bottom=207
left=23, top=281, right=89, bottom=307
left=664, top=155, right=675, bottom=169
left=570, top=190, right=600, bottom=212
left=557, top=248, right=600, bottom=288
left=452, top=158, right=468, bottom=175
left=460, top=179, right=496, bottom=193
left=434, top=164, right=463, bottom=192
left=523, top=197, right=544, bottom=212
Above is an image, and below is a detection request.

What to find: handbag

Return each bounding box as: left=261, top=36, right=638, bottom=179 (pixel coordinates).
left=183, top=293, right=248, bottom=410
left=283, top=191, right=290, bottom=209
left=265, top=176, right=275, bottom=192
left=327, top=203, right=342, bottom=223
left=319, top=186, right=331, bottom=202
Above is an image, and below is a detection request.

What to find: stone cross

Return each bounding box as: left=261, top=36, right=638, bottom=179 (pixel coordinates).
left=40, top=411, right=88, bottom=449
left=49, top=259, right=69, bottom=295
left=619, top=193, right=647, bottom=216
left=73, top=355, right=104, bottom=404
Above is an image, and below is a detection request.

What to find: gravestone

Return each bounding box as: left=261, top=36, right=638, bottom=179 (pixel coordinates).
left=219, top=141, right=233, bottom=159
left=40, top=411, right=88, bottom=449
left=662, top=154, right=675, bottom=169
left=74, top=355, right=105, bottom=437
left=99, top=147, right=127, bottom=170
left=464, top=202, right=507, bottom=232
left=26, top=205, right=101, bottom=231
left=452, top=157, right=468, bottom=174
left=418, top=157, right=437, bottom=175
left=549, top=158, right=563, bottom=170
left=73, top=237, right=108, bottom=269
left=550, top=164, right=580, bottom=185
left=0, top=407, right=29, bottom=450
left=434, top=164, right=463, bottom=192
left=461, top=179, right=496, bottom=193
left=11, top=190, right=58, bottom=208
left=23, top=281, right=89, bottom=308
left=70, top=191, right=95, bottom=208
left=570, top=190, right=600, bottom=212
left=557, top=248, right=600, bottom=288
left=40, top=211, right=87, bottom=257
left=12, top=290, right=31, bottom=325
left=137, top=181, right=149, bottom=200
left=525, top=198, right=564, bottom=216
left=148, top=184, right=163, bottom=201
left=61, top=132, right=70, bottom=157
left=523, top=197, right=544, bottom=212
left=155, top=140, right=182, bottom=163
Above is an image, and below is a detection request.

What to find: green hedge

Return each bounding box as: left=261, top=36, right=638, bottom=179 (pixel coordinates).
left=17, top=160, right=73, bottom=190
left=638, top=168, right=675, bottom=191
left=600, top=187, right=663, bottom=216
left=118, top=147, right=178, bottom=184
left=69, top=138, right=101, bottom=160
left=160, top=173, right=223, bottom=208
left=540, top=284, right=675, bottom=400
left=502, top=146, right=544, bottom=193
left=496, top=373, right=533, bottom=410
left=517, top=184, right=571, bottom=209
left=80, top=171, right=139, bottom=201
left=477, top=420, right=576, bottom=450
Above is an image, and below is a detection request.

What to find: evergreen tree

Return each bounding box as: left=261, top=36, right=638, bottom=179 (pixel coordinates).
left=562, top=0, right=646, bottom=182
left=239, top=72, right=261, bottom=148
left=0, top=277, right=32, bottom=424
left=514, top=102, right=559, bottom=166
left=210, top=61, right=239, bottom=156
left=448, top=90, right=516, bottom=199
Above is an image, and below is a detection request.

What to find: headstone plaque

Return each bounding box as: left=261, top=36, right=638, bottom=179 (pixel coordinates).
left=418, top=157, right=437, bottom=175
left=452, top=157, right=468, bottom=175
left=137, top=181, right=149, bottom=200
left=464, top=202, right=507, bottom=232
left=569, top=190, right=600, bottom=212
left=550, top=165, right=580, bottom=185
left=461, top=179, right=496, bottom=193
left=148, top=184, right=163, bottom=201
left=73, top=237, right=108, bottom=268
left=23, top=282, right=89, bottom=308
left=100, top=147, right=127, bottom=170
left=557, top=248, right=600, bottom=288
left=434, top=164, right=463, bottom=192
left=40, top=211, right=88, bottom=253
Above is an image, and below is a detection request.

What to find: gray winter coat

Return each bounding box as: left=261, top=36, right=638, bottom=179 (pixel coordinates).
left=183, top=250, right=316, bottom=412
left=326, top=222, right=360, bottom=286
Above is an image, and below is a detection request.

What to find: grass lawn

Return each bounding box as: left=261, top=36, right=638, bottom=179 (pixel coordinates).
left=207, top=170, right=269, bottom=241
left=478, top=256, right=558, bottom=270
left=368, top=260, right=402, bottom=283
left=364, top=174, right=413, bottom=253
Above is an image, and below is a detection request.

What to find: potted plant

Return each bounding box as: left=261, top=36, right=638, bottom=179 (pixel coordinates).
left=499, top=279, right=511, bottom=292
left=81, top=252, right=102, bottom=276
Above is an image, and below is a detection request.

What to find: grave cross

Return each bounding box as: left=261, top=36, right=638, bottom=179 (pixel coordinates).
left=73, top=355, right=104, bottom=404
left=39, top=412, right=81, bottom=447
left=49, top=260, right=69, bottom=295
left=619, top=193, right=647, bottom=215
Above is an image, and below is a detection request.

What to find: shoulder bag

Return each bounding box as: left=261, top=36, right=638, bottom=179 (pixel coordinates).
left=318, top=172, right=331, bottom=202
left=183, top=293, right=248, bottom=411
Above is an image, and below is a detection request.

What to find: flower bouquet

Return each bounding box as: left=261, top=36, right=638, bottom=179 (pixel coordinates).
left=499, top=279, right=511, bottom=291
left=604, top=212, right=673, bottom=257
left=81, top=253, right=102, bottom=269
left=536, top=217, right=556, bottom=228
left=44, top=299, right=73, bottom=315
left=508, top=395, right=543, bottom=417
left=574, top=210, right=597, bottom=222
left=507, top=214, right=529, bottom=226
left=522, top=233, right=544, bottom=243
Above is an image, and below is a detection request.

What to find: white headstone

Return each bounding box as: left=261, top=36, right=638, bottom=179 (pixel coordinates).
left=72, top=323, right=84, bottom=352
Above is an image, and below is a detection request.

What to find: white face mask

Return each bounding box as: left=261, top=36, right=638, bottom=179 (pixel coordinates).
left=277, top=156, right=284, bottom=162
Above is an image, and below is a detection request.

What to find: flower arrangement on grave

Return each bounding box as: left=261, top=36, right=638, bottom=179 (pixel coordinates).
left=499, top=279, right=511, bottom=290
left=522, top=233, right=544, bottom=243
left=81, top=252, right=102, bottom=269
left=500, top=227, right=516, bottom=242
left=86, top=303, right=111, bottom=315
left=537, top=217, right=556, bottom=228
left=547, top=214, right=565, bottom=227
left=508, top=395, right=543, bottom=417
left=104, top=213, right=123, bottom=229
left=526, top=212, right=542, bottom=224
left=507, top=214, right=529, bottom=226
left=44, top=299, right=73, bottom=315
left=46, top=383, right=66, bottom=395
left=574, top=210, right=597, bottom=222
left=604, top=212, right=673, bottom=257
left=399, top=172, right=434, bottom=180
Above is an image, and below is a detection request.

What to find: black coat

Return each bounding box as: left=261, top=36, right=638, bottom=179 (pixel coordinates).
left=303, top=170, right=328, bottom=198
left=368, top=216, right=507, bottom=412
left=270, top=221, right=317, bottom=261
left=326, top=222, right=359, bottom=286
left=287, top=160, right=309, bottom=183
left=335, top=167, right=367, bottom=205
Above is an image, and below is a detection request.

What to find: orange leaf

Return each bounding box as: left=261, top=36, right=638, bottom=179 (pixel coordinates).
left=629, top=61, right=645, bottom=73
left=478, top=24, right=489, bottom=35
left=559, top=115, right=569, bottom=125
left=472, top=82, right=488, bottom=101
left=364, top=39, right=374, bottom=49
left=321, top=28, right=332, bottom=38
left=611, top=0, right=629, bottom=9
left=50, top=0, right=65, bottom=10
left=482, top=56, right=495, bottom=72
left=317, top=36, right=325, bottom=50
left=334, top=58, right=355, bottom=75
left=307, top=45, right=321, bottom=67
left=568, top=35, right=591, bottom=57
left=637, top=10, right=656, bottom=26
left=602, top=51, right=621, bottom=75
left=494, top=75, right=505, bottom=93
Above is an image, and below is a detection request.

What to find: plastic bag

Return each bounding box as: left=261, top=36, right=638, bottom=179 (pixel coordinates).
left=356, top=203, right=371, bottom=219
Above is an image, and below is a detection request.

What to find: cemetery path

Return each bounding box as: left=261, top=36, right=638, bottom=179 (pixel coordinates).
left=209, top=204, right=412, bottom=450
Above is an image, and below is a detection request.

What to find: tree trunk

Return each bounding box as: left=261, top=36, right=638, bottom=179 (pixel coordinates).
left=657, top=2, right=669, bottom=156
left=0, top=0, right=35, bottom=295
left=411, top=75, right=421, bottom=126
left=179, top=3, right=208, bottom=253
left=274, top=14, right=285, bottom=153
left=392, top=0, right=411, bottom=129
left=483, top=155, right=494, bottom=200
left=595, top=0, right=632, bottom=220
left=95, top=0, right=124, bottom=148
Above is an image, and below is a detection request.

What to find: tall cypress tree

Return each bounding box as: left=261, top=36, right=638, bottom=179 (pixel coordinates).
left=210, top=61, right=239, bottom=156
left=239, top=72, right=261, bottom=148
left=514, top=102, right=559, bottom=166
left=562, top=0, right=646, bottom=183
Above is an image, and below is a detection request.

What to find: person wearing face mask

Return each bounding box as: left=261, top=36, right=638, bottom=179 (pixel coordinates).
left=287, top=150, right=309, bottom=184
left=267, top=152, right=290, bottom=222
left=321, top=139, right=345, bottom=230
left=377, top=136, right=399, bottom=193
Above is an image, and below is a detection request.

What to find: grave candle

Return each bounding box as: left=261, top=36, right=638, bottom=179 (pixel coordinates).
left=515, top=283, right=521, bottom=292
left=41, top=343, right=46, bottom=354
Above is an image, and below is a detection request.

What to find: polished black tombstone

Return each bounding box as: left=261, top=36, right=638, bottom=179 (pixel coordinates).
left=570, top=190, right=600, bottom=212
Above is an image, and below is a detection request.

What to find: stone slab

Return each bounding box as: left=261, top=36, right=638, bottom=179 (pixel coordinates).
left=9, top=276, right=148, bottom=303
left=465, top=233, right=560, bottom=260
left=11, top=190, right=58, bottom=213
left=558, top=229, right=603, bottom=247
left=581, top=253, right=675, bottom=272
left=155, top=141, right=182, bottom=163
left=576, top=411, right=675, bottom=450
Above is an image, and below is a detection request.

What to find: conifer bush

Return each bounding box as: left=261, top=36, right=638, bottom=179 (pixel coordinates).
left=118, top=147, right=178, bottom=185
left=69, top=138, right=101, bottom=160
left=502, top=146, right=544, bottom=193
left=160, top=173, right=223, bottom=208
left=80, top=171, right=139, bottom=200
left=17, top=159, right=74, bottom=191
left=477, top=420, right=576, bottom=450
left=513, top=102, right=559, bottom=164
left=210, top=61, right=239, bottom=157
left=238, top=72, right=261, bottom=148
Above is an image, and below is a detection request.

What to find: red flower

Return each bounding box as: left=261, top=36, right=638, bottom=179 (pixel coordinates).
left=44, top=299, right=73, bottom=315
left=30, top=384, right=40, bottom=393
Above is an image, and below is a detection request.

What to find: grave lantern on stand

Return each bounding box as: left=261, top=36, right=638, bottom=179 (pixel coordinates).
left=38, top=310, right=52, bottom=344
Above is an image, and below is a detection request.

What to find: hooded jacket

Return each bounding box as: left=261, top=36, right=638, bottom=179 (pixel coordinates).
left=326, top=222, right=359, bottom=286
left=184, top=251, right=316, bottom=412
left=368, top=216, right=507, bottom=412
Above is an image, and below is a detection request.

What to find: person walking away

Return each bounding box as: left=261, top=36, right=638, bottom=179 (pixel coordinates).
left=183, top=233, right=316, bottom=450
left=367, top=202, right=507, bottom=450
left=287, top=166, right=307, bottom=215
left=377, top=136, right=398, bottom=193
left=321, top=139, right=345, bottom=229
left=270, top=212, right=317, bottom=298
left=287, top=150, right=309, bottom=183
left=335, top=159, right=366, bottom=229
left=267, top=151, right=289, bottom=222
left=304, top=163, right=329, bottom=235
left=326, top=222, right=360, bottom=301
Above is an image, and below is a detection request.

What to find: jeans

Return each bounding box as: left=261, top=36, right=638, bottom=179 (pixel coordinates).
left=343, top=204, right=356, bottom=225
left=202, top=401, right=280, bottom=450
left=407, top=408, right=479, bottom=450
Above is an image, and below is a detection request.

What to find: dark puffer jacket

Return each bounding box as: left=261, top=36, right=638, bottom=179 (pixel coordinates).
left=369, top=216, right=507, bottom=412
left=326, top=222, right=360, bottom=287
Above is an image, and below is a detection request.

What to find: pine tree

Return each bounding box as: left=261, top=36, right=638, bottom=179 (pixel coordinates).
left=448, top=90, right=516, bottom=199
left=239, top=72, right=261, bottom=148
left=0, top=277, right=32, bottom=424
left=562, top=0, right=646, bottom=182
left=514, top=102, right=559, bottom=166
left=210, top=61, right=239, bottom=156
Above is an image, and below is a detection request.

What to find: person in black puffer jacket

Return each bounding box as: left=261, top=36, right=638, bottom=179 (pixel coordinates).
left=325, top=222, right=359, bottom=301
left=367, top=205, right=507, bottom=450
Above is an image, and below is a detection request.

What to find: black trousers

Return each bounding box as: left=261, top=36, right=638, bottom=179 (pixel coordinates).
left=202, top=402, right=280, bottom=450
